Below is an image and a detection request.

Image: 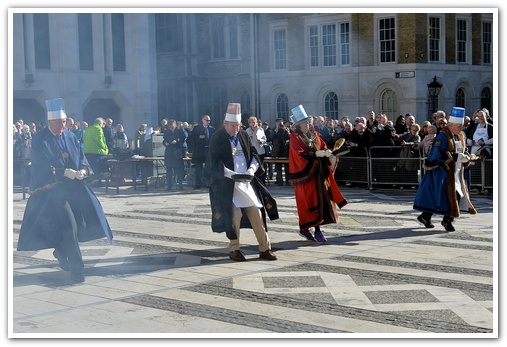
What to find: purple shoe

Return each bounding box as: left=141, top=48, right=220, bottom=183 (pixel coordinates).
left=314, top=229, right=327, bottom=243
left=299, top=230, right=316, bottom=241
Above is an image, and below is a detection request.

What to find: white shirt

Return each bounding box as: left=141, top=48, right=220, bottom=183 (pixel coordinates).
left=246, top=126, right=266, bottom=155
left=223, top=140, right=262, bottom=208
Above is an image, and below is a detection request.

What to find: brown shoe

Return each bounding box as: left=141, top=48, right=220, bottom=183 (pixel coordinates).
left=259, top=250, right=277, bottom=261
left=229, top=250, right=246, bottom=262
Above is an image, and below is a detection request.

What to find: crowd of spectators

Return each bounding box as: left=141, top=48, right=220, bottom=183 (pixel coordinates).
left=13, top=107, right=493, bottom=189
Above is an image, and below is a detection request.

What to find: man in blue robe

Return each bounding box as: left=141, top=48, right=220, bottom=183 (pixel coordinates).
left=413, top=107, right=476, bottom=232
left=17, top=98, right=113, bottom=282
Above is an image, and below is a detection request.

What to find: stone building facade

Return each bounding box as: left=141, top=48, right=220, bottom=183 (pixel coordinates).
left=11, top=11, right=494, bottom=138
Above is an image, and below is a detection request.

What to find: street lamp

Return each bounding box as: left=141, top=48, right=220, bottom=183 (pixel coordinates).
left=427, top=76, right=442, bottom=116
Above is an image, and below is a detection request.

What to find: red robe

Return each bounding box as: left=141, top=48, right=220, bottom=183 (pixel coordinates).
left=288, top=130, right=347, bottom=230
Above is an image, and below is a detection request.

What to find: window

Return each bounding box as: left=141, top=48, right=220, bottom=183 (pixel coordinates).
left=308, top=22, right=348, bottom=67
left=340, top=23, right=350, bottom=65
left=78, top=14, right=94, bottom=70
left=322, top=24, right=336, bottom=66
left=156, top=14, right=181, bottom=53
left=380, top=89, right=397, bottom=120
left=456, top=19, right=467, bottom=63
left=309, top=26, right=319, bottom=67
left=273, top=29, right=287, bottom=70
left=483, top=21, right=492, bottom=64
left=429, top=16, right=441, bottom=62
left=379, top=17, right=396, bottom=63
left=228, top=15, right=238, bottom=59
left=455, top=88, right=466, bottom=108
left=276, top=93, right=289, bottom=120
left=212, top=19, right=225, bottom=59
left=112, top=14, right=126, bottom=71
left=324, top=92, right=339, bottom=119
left=480, top=87, right=492, bottom=113
left=33, top=14, right=50, bottom=69
left=211, top=15, right=239, bottom=60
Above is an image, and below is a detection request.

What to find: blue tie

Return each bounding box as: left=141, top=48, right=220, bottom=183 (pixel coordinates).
left=205, top=126, right=209, bottom=139
left=57, top=135, right=65, bottom=149
left=230, top=134, right=238, bottom=147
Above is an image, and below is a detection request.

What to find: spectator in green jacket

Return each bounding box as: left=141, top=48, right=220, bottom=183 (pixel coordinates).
left=83, top=117, right=108, bottom=175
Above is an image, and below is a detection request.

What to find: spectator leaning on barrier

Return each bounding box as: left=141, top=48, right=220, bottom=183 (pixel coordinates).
left=348, top=122, right=372, bottom=157
left=396, top=124, right=421, bottom=172
left=394, top=115, right=408, bottom=135
left=466, top=110, right=493, bottom=159
left=371, top=114, right=397, bottom=157
left=413, top=107, right=477, bottom=232
left=418, top=125, right=437, bottom=157
left=419, top=121, right=431, bottom=141
left=366, top=110, right=377, bottom=130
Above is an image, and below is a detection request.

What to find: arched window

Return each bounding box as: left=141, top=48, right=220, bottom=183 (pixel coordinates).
left=380, top=89, right=397, bottom=121
left=481, top=87, right=492, bottom=115
left=455, top=88, right=466, bottom=108
left=276, top=93, right=289, bottom=120
left=324, top=92, right=339, bottom=119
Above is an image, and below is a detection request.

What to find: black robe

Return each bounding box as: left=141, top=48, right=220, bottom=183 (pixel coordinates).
left=205, top=128, right=278, bottom=240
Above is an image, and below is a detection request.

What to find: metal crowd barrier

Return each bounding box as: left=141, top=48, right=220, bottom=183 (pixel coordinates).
left=333, top=145, right=493, bottom=191
left=334, top=148, right=369, bottom=187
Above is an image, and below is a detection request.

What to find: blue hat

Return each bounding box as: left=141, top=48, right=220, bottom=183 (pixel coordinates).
left=290, top=105, right=309, bottom=125
left=448, top=107, right=465, bottom=124
left=45, top=98, right=67, bottom=120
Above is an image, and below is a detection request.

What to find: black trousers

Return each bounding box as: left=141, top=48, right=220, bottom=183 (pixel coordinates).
left=194, top=162, right=204, bottom=188
left=85, top=153, right=106, bottom=174
left=166, top=158, right=185, bottom=187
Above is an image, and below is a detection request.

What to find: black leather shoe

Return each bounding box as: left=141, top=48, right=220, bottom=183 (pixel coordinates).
left=71, top=271, right=85, bottom=283
left=417, top=214, right=434, bottom=228
left=259, top=250, right=277, bottom=260
left=53, top=250, right=70, bottom=271
left=441, top=220, right=455, bottom=232
left=229, top=250, right=246, bottom=262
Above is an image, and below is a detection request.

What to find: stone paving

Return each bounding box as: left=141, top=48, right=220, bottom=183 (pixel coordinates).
left=9, top=183, right=496, bottom=337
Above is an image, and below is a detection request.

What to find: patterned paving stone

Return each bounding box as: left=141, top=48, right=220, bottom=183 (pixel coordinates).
left=10, top=186, right=495, bottom=335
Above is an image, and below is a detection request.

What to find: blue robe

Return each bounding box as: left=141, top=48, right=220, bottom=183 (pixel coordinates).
left=413, top=127, right=476, bottom=218
left=17, top=127, right=112, bottom=251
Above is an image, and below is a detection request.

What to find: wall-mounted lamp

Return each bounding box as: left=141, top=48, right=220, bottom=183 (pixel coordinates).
left=404, top=53, right=409, bottom=59
left=420, top=53, right=424, bottom=59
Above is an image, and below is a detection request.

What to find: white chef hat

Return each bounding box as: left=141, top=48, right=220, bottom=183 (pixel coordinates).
left=224, top=103, right=242, bottom=122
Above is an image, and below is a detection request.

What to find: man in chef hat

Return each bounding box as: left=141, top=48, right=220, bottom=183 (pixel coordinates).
left=205, top=103, right=278, bottom=261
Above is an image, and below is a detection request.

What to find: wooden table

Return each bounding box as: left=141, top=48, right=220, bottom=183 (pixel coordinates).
left=105, top=156, right=192, bottom=193
left=263, top=156, right=289, bottom=164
